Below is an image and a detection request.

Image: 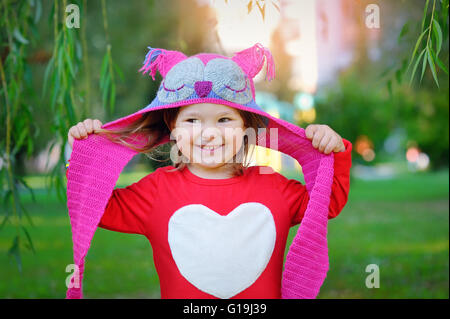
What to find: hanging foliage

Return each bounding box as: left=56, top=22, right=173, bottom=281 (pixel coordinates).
left=1, top=0, right=122, bottom=273
left=0, top=0, right=43, bottom=273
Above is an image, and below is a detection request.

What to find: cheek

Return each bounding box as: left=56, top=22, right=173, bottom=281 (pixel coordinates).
left=172, top=126, right=195, bottom=152
left=224, top=128, right=245, bottom=150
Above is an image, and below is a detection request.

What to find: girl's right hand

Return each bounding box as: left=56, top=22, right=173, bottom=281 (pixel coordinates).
left=68, top=119, right=103, bottom=148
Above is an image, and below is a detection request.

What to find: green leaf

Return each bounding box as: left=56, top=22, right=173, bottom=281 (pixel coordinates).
left=102, top=76, right=111, bottom=109
left=113, top=61, right=124, bottom=82
left=8, top=79, right=18, bottom=103
left=442, top=0, right=449, bottom=23
left=0, top=190, right=12, bottom=231
left=75, top=41, right=83, bottom=61
left=34, top=0, right=42, bottom=24
left=100, top=66, right=111, bottom=90
left=3, top=189, right=12, bottom=207
left=432, top=18, right=443, bottom=54
left=420, top=49, right=428, bottom=83
left=42, top=56, right=54, bottom=98
left=426, top=46, right=439, bottom=88
left=13, top=27, right=29, bottom=44
left=429, top=43, right=449, bottom=75
left=11, top=129, right=28, bottom=157
left=47, top=0, right=55, bottom=26
left=410, top=48, right=426, bottom=86
left=22, top=226, right=36, bottom=254
left=421, top=0, right=430, bottom=32
left=64, top=93, right=76, bottom=125
left=50, top=71, right=60, bottom=110
left=398, top=22, right=409, bottom=44
left=400, top=58, right=409, bottom=73
left=387, top=79, right=392, bottom=97
left=435, top=54, right=449, bottom=75
left=56, top=44, right=63, bottom=74
left=109, top=82, right=116, bottom=113
left=16, top=176, right=36, bottom=205
left=11, top=185, right=22, bottom=220
left=8, top=235, right=22, bottom=273
left=18, top=197, right=35, bottom=229
left=406, top=29, right=428, bottom=73
left=64, top=48, right=75, bottom=79
left=0, top=214, right=9, bottom=231
left=27, top=133, right=34, bottom=157
left=395, top=69, right=403, bottom=84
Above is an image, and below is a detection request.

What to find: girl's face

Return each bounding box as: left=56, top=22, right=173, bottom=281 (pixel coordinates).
left=172, top=103, right=246, bottom=171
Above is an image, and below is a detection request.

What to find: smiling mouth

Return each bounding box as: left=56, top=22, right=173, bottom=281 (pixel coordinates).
left=196, top=145, right=224, bottom=152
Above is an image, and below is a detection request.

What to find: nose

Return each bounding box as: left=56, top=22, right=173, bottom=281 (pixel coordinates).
left=200, top=127, right=221, bottom=143
left=194, top=81, right=212, bottom=98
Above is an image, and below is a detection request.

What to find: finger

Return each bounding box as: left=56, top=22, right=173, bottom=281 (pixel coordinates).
left=68, top=127, right=76, bottom=139
left=76, top=122, right=88, bottom=138
left=318, top=133, right=333, bottom=153
left=93, top=119, right=103, bottom=132
left=324, top=135, right=338, bottom=154
left=333, top=139, right=345, bottom=152
left=84, top=119, right=94, bottom=134
left=69, top=126, right=81, bottom=139
left=305, top=125, right=318, bottom=139
left=312, top=126, right=326, bottom=148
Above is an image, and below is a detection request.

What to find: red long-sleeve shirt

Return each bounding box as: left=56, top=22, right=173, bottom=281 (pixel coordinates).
left=66, top=138, right=352, bottom=299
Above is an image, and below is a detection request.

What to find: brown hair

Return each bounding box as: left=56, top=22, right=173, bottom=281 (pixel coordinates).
left=95, top=106, right=268, bottom=177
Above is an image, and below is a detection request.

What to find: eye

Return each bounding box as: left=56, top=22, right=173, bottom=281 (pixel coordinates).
left=163, top=82, right=185, bottom=92
left=219, top=117, right=232, bottom=123
left=185, top=118, right=200, bottom=123
left=157, top=57, right=204, bottom=103
left=224, top=82, right=248, bottom=94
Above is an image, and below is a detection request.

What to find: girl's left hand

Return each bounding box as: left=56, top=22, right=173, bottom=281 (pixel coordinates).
left=305, top=124, right=346, bottom=154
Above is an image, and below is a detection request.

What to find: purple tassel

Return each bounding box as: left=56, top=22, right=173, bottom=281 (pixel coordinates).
left=139, top=47, right=164, bottom=80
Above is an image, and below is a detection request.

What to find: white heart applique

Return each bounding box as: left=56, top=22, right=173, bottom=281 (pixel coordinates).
left=168, top=203, right=276, bottom=299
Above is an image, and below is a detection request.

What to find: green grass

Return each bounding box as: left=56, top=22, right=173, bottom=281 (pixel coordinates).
left=1, top=168, right=448, bottom=298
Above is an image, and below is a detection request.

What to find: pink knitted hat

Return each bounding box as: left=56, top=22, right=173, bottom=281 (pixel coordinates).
left=65, top=43, right=334, bottom=299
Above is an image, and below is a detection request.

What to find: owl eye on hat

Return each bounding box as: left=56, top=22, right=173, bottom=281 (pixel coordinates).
left=65, top=43, right=335, bottom=299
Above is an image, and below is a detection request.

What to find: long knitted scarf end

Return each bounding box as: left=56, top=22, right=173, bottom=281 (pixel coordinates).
left=66, top=287, right=83, bottom=299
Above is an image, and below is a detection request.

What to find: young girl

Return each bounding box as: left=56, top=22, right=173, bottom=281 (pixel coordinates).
left=65, top=44, right=352, bottom=299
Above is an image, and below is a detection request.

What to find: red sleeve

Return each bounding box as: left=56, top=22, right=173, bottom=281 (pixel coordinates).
left=280, top=138, right=353, bottom=227
left=66, top=160, right=159, bottom=235
left=98, top=170, right=160, bottom=235
left=327, top=138, right=352, bottom=218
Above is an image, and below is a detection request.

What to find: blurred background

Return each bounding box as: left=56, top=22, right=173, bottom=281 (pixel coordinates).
left=1, top=0, right=448, bottom=298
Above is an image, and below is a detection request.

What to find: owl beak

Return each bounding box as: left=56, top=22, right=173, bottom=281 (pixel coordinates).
left=194, top=81, right=213, bottom=98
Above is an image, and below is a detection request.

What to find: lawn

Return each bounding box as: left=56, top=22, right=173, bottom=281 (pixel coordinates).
left=0, top=167, right=448, bottom=298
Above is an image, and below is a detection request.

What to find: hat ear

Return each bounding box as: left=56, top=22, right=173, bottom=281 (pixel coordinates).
left=139, top=46, right=187, bottom=80
left=231, top=43, right=275, bottom=81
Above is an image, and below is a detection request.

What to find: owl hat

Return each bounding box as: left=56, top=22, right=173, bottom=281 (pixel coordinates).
left=65, top=43, right=334, bottom=299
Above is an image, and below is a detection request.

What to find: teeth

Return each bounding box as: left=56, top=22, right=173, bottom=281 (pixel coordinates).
left=200, top=145, right=222, bottom=150
left=203, top=146, right=219, bottom=149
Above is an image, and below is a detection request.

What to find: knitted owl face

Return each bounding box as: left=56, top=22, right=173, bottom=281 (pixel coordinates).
left=138, top=44, right=274, bottom=128
left=157, top=57, right=253, bottom=104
